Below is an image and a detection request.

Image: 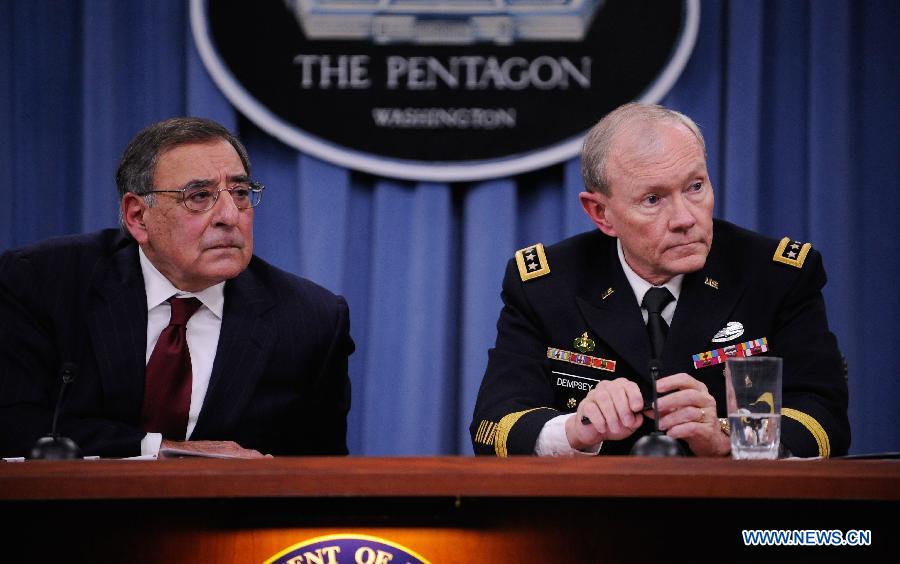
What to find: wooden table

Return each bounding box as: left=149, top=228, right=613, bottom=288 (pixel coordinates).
left=3, top=456, right=898, bottom=562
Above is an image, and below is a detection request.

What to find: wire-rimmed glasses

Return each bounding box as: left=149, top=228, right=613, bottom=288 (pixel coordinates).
left=140, top=181, right=264, bottom=213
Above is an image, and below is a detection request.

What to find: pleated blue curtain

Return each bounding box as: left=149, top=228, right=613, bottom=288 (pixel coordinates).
left=2, top=1, right=898, bottom=455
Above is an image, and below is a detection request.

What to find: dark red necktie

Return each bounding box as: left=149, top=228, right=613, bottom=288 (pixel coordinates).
left=141, top=297, right=203, bottom=440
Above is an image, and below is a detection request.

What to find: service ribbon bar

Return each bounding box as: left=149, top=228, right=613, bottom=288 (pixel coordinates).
left=692, top=337, right=769, bottom=369
left=547, top=347, right=616, bottom=372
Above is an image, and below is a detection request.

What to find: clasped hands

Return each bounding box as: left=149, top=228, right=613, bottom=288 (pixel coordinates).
left=564, top=374, right=730, bottom=457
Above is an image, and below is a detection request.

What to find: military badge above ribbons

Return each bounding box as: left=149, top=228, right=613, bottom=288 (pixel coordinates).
left=573, top=331, right=596, bottom=353
left=692, top=337, right=769, bottom=369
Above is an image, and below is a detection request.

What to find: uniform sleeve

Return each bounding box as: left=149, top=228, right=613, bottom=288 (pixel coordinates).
left=771, top=249, right=850, bottom=457
left=470, top=258, right=561, bottom=456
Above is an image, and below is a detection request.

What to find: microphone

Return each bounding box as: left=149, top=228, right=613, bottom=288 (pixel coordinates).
left=29, top=362, right=82, bottom=460
left=630, top=360, right=684, bottom=457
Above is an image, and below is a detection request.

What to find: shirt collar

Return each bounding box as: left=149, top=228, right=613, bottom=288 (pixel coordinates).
left=138, top=247, right=225, bottom=319
left=616, top=239, right=683, bottom=307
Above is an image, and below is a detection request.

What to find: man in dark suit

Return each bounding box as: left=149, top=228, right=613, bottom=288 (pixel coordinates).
left=471, top=103, right=849, bottom=458
left=0, top=117, right=353, bottom=458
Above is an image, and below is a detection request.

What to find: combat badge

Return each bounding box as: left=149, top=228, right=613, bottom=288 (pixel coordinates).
left=515, top=243, right=550, bottom=281
left=711, top=321, right=744, bottom=343
left=773, top=237, right=811, bottom=268
left=573, top=331, right=596, bottom=353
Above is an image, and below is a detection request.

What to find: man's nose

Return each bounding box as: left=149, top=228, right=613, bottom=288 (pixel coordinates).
left=211, top=189, right=241, bottom=225
left=668, top=194, right=697, bottom=231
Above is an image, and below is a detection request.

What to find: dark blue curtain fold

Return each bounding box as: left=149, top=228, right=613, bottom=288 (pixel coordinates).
left=3, top=0, right=898, bottom=455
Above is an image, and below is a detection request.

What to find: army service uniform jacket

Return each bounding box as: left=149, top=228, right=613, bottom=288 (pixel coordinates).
left=470, top=220, right=850, bottom=458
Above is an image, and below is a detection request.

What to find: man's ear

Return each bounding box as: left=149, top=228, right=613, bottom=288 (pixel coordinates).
left=579, top=191, right=617, bottom=237
left=121, top=193, right=150, bottom=244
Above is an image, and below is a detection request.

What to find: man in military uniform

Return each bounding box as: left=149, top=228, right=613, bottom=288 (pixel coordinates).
left=470, top=103, right=850, bottom=458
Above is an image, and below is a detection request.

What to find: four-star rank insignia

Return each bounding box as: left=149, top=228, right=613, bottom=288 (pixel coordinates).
left=773, top=237, right=811, bottom=268
left=573, top=332, right=595, bottom=353
left=515, top=243, right=550, bottom=282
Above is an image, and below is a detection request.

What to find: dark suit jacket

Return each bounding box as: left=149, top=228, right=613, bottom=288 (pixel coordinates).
left=471, top=220, right=850, bottom=458
left=0, top=229, right=353, bottom=458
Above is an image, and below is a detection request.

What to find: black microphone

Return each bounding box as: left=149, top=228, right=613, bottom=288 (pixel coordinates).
left=630, top=360, right=684, bottom=457
left=28, top=362, right=82, bottom=460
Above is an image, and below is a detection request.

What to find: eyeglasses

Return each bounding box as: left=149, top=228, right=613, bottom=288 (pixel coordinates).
left=139, top=181, right=265, bottom=213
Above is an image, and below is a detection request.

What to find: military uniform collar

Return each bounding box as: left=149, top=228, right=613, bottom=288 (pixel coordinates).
left=616, top=239, right=683, bottom=323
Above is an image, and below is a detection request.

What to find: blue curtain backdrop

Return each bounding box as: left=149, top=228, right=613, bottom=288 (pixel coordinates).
left=2, top=1, right=898, bottom=455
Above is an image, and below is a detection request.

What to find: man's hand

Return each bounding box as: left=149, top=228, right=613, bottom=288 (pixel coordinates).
left=647, top=373, right=730, bottom=457
left=565, top=377, right=645, bottom=450
left=159, top=440, right=269, bottom=459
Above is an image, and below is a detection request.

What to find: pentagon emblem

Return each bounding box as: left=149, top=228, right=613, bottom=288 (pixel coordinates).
left=193, top=2, right=699, bottom=183
left=515, top=243, right=550, bottom=281
left=773, top=237, right=811, bottom=268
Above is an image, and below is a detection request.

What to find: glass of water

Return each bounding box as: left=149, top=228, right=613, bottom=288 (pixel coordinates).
left=724, top=357, right=782, bottom=460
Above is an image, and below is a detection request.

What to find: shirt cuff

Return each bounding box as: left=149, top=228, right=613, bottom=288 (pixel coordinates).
left=535, top=413, right=602, bottom=456
left=141, top=433, right=163, bottom=458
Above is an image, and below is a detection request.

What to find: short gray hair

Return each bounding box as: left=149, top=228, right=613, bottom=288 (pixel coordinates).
left=116, top=117, right=251, bottom=230
left=580, top=103, right=706, bottom=195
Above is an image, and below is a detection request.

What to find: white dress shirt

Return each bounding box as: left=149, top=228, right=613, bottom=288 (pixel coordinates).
left=138, top=248, right=225, bottom=456
left=534, top=239, right=684, bottom=456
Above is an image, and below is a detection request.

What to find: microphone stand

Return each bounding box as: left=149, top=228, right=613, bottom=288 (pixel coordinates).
left=29, top=363, right=82, bottom=460
left=630, top=360, right=684, bottom=457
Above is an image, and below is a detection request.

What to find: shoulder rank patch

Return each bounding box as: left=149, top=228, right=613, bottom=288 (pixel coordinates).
left=773, top=237, right=812, bottom=268
left=515, top=243, right=550, bottom=282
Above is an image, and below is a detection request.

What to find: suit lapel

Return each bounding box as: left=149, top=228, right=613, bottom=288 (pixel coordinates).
left=192, top=264, right=276, bottom=439
left=574, top=237, right=653, bottom=383
left=87, top=235, right=148, bottom=421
